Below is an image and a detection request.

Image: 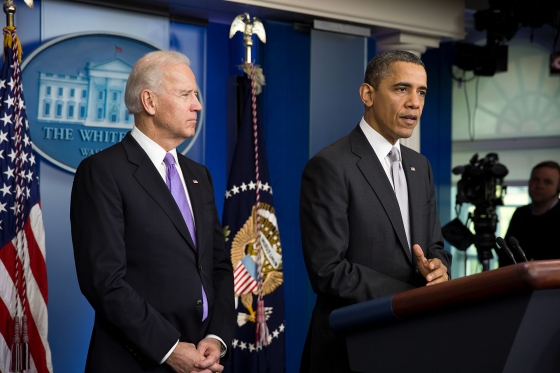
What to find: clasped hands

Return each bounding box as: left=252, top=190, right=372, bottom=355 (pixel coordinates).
left=166, top=338, right=223, bottom=373
left=412, top=244, right=449, bottom=286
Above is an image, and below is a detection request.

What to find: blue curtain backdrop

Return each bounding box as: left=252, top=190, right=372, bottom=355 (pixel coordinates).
left=259, top=20, right=311, bottom=372
left=421, top=44, right=454, bottom=233
left=206, top=22, right=230, bottom=218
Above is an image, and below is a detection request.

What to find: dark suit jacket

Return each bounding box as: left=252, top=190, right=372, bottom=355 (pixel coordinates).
left=70, top=133, right=235, bottom=372
left=498, top=200, right=560, bottom=266
left=299, top=125, right=451, bottom=372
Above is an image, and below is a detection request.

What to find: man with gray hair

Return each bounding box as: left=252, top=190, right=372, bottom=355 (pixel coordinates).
left=299, top=50, right=452, bottom=372
left=71, top=50, right=235, bottom=373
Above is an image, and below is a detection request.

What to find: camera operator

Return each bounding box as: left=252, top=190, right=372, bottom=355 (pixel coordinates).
left=498, top=161, right=560, bottom=266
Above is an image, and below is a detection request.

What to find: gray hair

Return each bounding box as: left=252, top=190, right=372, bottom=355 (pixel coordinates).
left=364, top=50, right=425, bottom=90
left=124, top=50, right=191, bottom=114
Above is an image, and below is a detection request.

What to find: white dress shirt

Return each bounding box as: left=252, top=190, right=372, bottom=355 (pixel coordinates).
left=359, top=117, right=402, bottom=189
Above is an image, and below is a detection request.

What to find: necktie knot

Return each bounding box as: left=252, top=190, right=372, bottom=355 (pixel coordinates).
left=388, top=146, right=400, bottom=163
left=163, top=152, right=175, bottom=167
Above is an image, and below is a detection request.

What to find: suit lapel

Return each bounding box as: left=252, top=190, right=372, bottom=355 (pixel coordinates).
left=121, top=134, right=197, bottom=251
left=349, top=126, right=412, bottom=262
left=401, top=146, right=424, bottom=266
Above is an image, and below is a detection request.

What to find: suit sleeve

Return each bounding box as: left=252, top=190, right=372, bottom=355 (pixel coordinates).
left=423, top=159, right=452, bottom=272
left=300, top=154, right=416, bottom=305
left=202, top=166, right=236, bottom=356
left=70, top=156, right=180, bottom=364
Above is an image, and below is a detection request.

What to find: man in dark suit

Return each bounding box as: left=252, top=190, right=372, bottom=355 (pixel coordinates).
left=71, top=51, right=235, bottom=373
left=499, top=161, right=560, bottom=266
left=299, top=50, right=452, bottom=372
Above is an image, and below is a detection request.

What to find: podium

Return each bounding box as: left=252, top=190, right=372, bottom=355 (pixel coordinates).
left=330, top=260, right=560, bottom=373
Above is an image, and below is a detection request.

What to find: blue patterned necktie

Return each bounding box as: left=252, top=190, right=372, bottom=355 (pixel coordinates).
left=388, top=147, right=411, bottom=252
left=163, top=152, right=208, bottom=321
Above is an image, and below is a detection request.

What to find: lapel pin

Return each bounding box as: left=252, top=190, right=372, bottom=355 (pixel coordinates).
left=410, top=167, right=416, bottom=172
left=193, top=180, right=199, bottom=184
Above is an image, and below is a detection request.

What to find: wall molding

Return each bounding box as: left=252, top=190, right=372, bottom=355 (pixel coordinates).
left=454, top=137, right=560, bottom=152
left=225, top=0, right=465, bottom=40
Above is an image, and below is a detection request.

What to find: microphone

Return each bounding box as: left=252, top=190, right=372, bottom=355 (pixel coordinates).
left=507, top=236, right=528, bottom=262
left=496, top=237, right=516, bottom=264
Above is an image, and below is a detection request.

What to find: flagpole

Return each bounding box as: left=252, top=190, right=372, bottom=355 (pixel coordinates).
left=229, top=13, right=271, bottom=348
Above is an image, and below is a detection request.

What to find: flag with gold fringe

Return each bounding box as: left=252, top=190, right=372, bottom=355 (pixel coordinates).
left=0, top=25, right=52, bottom=373
left=222, top=64, right=285, bottom=372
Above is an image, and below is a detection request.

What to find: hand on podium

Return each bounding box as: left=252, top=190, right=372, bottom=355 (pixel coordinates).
left=413, top=244, right=449, bottom=286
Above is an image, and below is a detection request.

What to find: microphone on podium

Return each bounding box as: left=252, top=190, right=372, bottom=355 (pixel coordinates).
left=496, top=237, right=516, bottom=264
left=507, top=236, right=528, bottom=262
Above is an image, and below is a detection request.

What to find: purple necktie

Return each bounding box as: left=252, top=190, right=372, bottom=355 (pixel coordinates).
left=163, top=152, right=208, bottom=321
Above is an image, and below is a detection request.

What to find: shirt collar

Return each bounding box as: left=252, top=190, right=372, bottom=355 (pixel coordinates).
left=130, top=126, right=178, bottom=167
left=359, top=117, right=400, bottom=163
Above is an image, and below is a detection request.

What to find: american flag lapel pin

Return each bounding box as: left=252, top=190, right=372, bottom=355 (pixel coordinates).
left=410, top=167, right=416, bottom=172
left=193, top=180, right=199, bottom=184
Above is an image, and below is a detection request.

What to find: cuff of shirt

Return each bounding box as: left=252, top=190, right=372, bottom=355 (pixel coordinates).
left=160, top=340, right=179, bottom=364
left=206, top=334, right=227, bottom=358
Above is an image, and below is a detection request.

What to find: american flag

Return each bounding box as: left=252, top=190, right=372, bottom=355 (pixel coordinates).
left=233, top=256, right=258, bottom=295
left=0, top=27, right=52, bottom=373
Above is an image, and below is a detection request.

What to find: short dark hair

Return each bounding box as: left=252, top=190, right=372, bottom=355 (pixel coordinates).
left=532, top=161, right=560, bottom=175
left=364, top=50, right=425, bottom=90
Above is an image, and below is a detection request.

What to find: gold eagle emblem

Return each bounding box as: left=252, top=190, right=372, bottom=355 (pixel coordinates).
left=231, top=204, right=283, bottom=324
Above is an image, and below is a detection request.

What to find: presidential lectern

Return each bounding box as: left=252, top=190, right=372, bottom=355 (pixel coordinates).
left=330, top=261, right=560, bottom=373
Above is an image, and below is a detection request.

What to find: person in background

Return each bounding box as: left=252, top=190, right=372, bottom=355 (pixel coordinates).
left=71, top=50, right=235, bottom=373
left=499, top=161, right=560, bottom=266
left=299, top=50, right=452, bottom=373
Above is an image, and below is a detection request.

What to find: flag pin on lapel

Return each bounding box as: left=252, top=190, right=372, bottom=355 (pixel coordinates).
left=193, top=180, right=199, bottom=184
left=410, top=167, right=416, bottom=171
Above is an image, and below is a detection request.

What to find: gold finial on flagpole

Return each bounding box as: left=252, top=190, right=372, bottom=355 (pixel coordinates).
left=229, top=12, right=266, bottom=64
left=3, top=0, right=15, bottom=27
left=3, top=0, right=33, bottom=28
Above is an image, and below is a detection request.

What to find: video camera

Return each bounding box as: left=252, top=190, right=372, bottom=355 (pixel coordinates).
left=453, top=153, right=508, bottom=207
left=443, top=153, right=508, bottom=271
